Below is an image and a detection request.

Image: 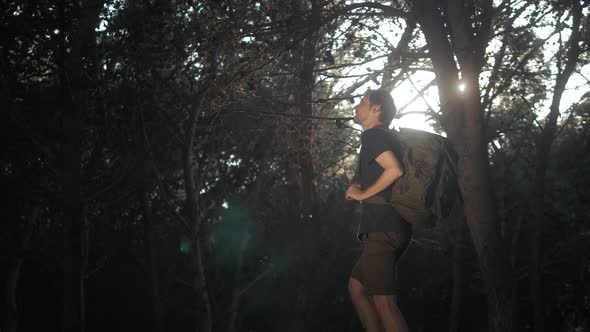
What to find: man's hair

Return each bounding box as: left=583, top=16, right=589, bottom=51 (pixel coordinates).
left=366, top=89, right=396, bottom=125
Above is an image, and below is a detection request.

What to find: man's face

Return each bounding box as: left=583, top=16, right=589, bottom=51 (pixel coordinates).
left=353, top=94, right=373, bottom=125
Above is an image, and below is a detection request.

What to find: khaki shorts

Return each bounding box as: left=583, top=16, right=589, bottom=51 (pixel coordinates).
left=350, top=232, right=411, bottom=295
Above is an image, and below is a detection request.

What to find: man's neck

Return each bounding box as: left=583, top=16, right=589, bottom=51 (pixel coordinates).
left=362, top=120, right=385, bottom=131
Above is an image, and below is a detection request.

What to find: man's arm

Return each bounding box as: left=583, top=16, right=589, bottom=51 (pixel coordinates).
left=346, top=150, right=403, bottom=201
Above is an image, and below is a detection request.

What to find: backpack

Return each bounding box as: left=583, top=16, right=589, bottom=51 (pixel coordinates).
left=362, top=127, right=462, bottom=226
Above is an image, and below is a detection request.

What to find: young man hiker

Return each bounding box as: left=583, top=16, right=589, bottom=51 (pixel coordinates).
left=345, top=89, right=412, bottom=332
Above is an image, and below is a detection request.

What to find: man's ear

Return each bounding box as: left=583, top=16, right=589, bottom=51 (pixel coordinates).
left=371, top=104, right=381, bottom=114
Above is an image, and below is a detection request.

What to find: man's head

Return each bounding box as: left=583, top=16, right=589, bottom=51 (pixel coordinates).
left=353, top=89, right=397, bottom=128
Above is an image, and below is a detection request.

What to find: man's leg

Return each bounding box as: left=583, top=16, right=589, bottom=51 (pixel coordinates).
left=348, top=277, right=382, bottom=332
left=372, top=295, right=408, bottom=332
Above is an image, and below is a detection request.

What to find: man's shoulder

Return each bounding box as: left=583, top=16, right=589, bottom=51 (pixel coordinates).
left=361, top=126, right=397, bottom=144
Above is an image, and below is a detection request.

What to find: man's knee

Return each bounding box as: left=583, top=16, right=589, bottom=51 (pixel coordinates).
left=371, top=294, right=398, bottom=313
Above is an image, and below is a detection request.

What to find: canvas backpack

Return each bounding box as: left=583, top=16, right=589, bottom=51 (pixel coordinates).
left=362, top=127, right=462, bottom=226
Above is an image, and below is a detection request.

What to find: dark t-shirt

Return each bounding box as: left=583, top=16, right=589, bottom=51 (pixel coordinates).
left=357, top=125, right=411, bottom=237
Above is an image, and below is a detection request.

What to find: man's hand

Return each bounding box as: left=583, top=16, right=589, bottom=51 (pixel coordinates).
left=346, top=184, right=365, bottom=201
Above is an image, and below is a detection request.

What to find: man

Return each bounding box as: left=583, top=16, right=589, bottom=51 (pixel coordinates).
left=345, top=89, right=412, bottom=332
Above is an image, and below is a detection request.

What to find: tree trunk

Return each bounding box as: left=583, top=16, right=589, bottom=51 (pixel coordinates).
left=192, top=236, right=212, bottom=332
left=183, top=96, right=213, bottom=332
left=285, top=1, right=322, bottom=330
left=227, top=235, right=249, bottom=332
left=458, top=70, right=514, bottom=332
left=138, top=189, right=163, bottom=332
left=576, top=253, right=589, bottom=330
left=2, top=260, right=23, bottom=332
left=413, top=1, right=515, bottom=331
left=528, top=3, right=582, bottom=332
left=59, top=1, right=104, bottom=331
left=63, top=201, right=87, bottom=332
left=449, top=217, right=466, bottom=332
left=1, top=208, right=37, bottom=332
left=295, top=0, right=320, bottom=221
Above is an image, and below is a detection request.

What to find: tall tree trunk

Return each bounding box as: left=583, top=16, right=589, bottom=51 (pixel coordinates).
left=184, top=95, right=213, bottom=332
left=285, top=1, right=322, bottom=330
left=61, top=18, right=86, bottom=330
left=227, top=235, right=249, bottom=332
left=295, top=0, right=320, bottom=221
left=59, top=1, right=104, bottom=331
left=63, top=200, right=87, bottom=332
left=528, top=3, right=583, bottom=332
left=138, top=188, right=163, bottom=332
left=413, top=1, right=514, bottom=331
left=576, top=253, right=589, bottom=330
left=2, top=258, right=23, bottom=332
left=1, top=208, right=37, bottom=332
left=459, top=67, right=514, bottom=332
left=193, top=236, right=211, bottom=332
left=449, top=216, right=466, bottom=332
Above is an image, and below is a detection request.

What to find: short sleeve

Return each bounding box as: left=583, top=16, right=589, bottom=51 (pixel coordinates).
left=360, top=127, right=393, bottom=162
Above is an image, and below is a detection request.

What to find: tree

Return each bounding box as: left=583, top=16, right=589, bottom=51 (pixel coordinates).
left=528, top=2, right=585, bottom=331
left=413, top=0, right=515, bottom=330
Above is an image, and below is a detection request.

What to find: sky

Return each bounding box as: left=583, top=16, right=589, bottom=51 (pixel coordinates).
left=337, top=3, right=590, bottom=134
